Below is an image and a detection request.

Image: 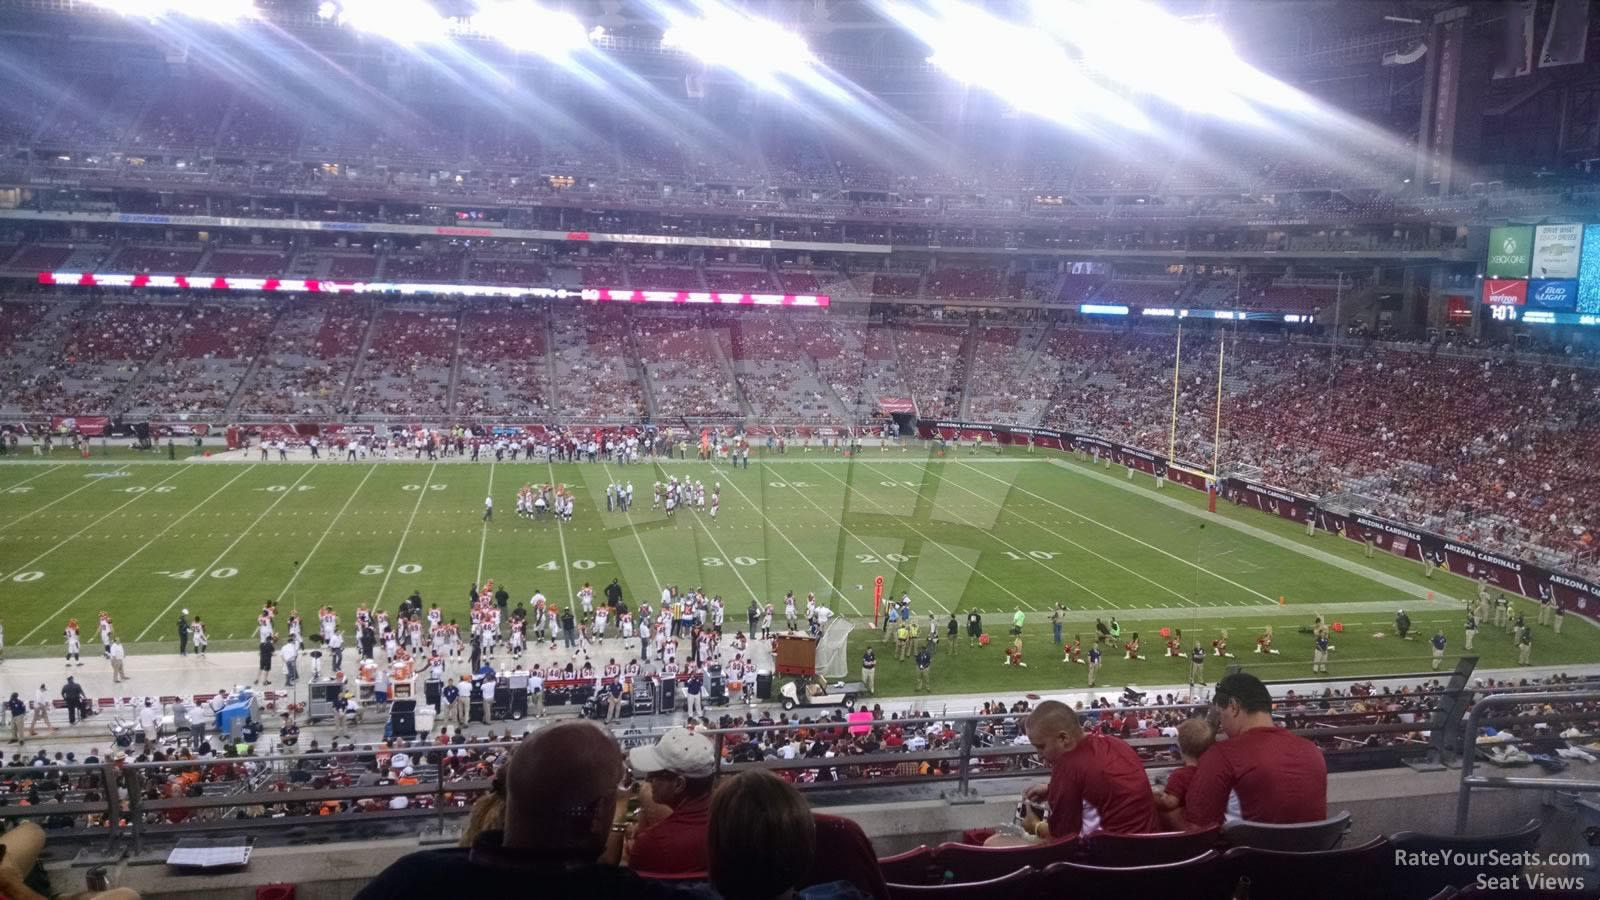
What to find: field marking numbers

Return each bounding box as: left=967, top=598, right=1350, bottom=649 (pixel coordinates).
left=135, top=465, right=316, bottom=640
left=875, top=459, right=1182, bottom=607
left=807, top=461, right=1039, bottom=611
left=273, top=464, right=379, bottom=605
left=955, top=460, right=1277, bottom=604
left=17, top=465, right=254, bottom=645
left=402, top=483, right=447, bottom=491
left=0, top=465, right=133, bottom=532
left=711, top=464, right=901, bottom=616
left=374, top=462, right=438, bottom=610
left=854, top=553, right=913, bottom=564
left=1, top=465, right=190, bottom=584
left=475, top=462, right=494, bottom=586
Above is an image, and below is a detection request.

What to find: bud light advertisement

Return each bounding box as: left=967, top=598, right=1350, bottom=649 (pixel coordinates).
left=1529, top=279, right=1578, bottom=311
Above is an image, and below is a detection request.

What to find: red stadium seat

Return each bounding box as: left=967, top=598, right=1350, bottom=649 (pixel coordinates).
left=876, top=846, right=936, bottom=886
left=1389, top=819, right=1541, bottom=898
left=1221, top=836, right=1393, bottom=899
left=1222, top=810, right=1350, bottom=851
left=886, top=866, right=1035, bottom=900
left=1078, top=826, right=1223, bottom=866
left=926, top=838, right=1081, bottom=884
left=1038, top=851, right=1228, bottom=898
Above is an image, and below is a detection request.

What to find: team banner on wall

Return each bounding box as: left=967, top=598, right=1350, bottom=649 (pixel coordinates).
left=1531, top=223, right=1583, bottom=279
left=1529, top=279, right=1578, bottom=311
left=1483, top=278, right=1527, bottom=306
left=49, top=416, right=109, bottom=436
left=1486, top=226, right=1534, bottom=279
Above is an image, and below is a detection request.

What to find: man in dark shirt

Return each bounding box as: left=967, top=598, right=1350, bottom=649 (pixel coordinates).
left=607, top=579, right=624, bottom=609
left=60, top=677, right=86, bottom=725
left=358, top=722, right=686, bottom=899
left=626, top=726, right=717, bottom=876
left=1180, top=672, right=1327, bottom=829
left=994, top=700, right=1157, bottom=844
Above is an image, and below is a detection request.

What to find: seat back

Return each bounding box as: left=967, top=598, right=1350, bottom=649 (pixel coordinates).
left=812, top=813, right=891, bottom=900
left=1222, top=810, right=1351, bottom=851
left=1078, top=827, right=1222, bottom=866
left=1390, top=819, right=1541, bottom=897
left=877, top=845, right=936, bottom=886
left=928, top=838, right=1081, bottom=884
left=1222, top=836, right=1392, bottom=899
left=886, top=866, right=1035, bottom=900
left=1040, top=851, right=1228, bottom=898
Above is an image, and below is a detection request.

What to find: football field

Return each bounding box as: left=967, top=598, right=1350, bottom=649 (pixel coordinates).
left=0, top=446, right=1589, bottom=695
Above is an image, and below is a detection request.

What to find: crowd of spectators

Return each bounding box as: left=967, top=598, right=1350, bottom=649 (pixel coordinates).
left=348, top=308, right=458, bottom=417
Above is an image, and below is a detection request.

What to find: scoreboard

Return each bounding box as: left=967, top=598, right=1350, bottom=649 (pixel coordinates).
left=1482, top=222, right=1597, bottom=322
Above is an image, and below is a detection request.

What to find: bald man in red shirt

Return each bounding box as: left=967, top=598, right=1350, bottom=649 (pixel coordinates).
left=1180, top=672, right=1327, bottom=829
left=994, top=699, right=1158, bottom=844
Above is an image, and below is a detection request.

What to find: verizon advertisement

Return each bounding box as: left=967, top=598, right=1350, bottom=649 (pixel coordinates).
left=1483, top=278, right=1528, bottom=306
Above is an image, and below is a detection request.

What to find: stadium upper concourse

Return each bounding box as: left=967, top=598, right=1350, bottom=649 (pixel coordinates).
left=2, top=1, right=1600, bottom=898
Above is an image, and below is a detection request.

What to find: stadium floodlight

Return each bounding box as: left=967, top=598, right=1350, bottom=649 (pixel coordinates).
left=336, top=0, right=447, bottom=45
left=86, top=0, right=260, bottom=22
left=889, top=0, right=1148, bottom=131
left=317, top=1, right=337, bottom=20
left=659, top=4, right=814, bottom=84
left=468, top=2, right=589, bottom=57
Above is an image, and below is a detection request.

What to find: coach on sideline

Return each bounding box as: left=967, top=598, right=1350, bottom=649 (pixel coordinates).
left=1176, top=672, right=1328, bottom=829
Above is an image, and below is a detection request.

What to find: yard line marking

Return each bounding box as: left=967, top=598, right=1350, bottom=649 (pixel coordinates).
left=135, top=465, right=315, bottom=640
left=475, top=461, right=495, bottom=586
left=1, top=463, right=65, bottom=490
left=18, top=466, right=256, bottom=645
left=740, top=460, right=947, bottom=614
left=808, top=461, right=1035, bottom=611
left=956, top=460, right=1277, bottom=604
left=0, top=465, right=133, bottom=531
left=646, top=462, right=762, bottom=605
left=1, top=466, right=190, bottom=583
left=273, top=464, right=379, bottom=606
left=711, top=465, right=865, bottom=616
left=601, top=460, right=664, bottom=599
left=861, top=459, right=1126, bottom=608
left=374, top=462, right=437, bottom=611
left=543, top=458, right=574, bottom=602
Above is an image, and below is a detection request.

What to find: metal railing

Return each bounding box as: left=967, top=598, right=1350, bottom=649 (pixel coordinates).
left=1454, top=690, right=1600, bottom=835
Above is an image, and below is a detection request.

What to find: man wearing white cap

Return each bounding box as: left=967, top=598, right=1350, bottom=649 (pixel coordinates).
left=624, top=726, right=716, bottom=876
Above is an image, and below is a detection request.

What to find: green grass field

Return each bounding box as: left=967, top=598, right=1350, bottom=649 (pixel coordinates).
left=0, top=446, right=1588, bottom=695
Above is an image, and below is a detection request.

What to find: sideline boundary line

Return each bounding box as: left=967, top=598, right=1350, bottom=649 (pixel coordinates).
left=135, top=465, right=316, bottom=640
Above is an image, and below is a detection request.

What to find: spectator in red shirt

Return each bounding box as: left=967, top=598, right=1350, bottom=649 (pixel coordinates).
left=1180, top=672, right=1328, bottom=830
left=626, top=726, right=717, bottom=875
left=1154, top=717, right=1215, bottom=831
left=990, top=699, right=1157, bottom=845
